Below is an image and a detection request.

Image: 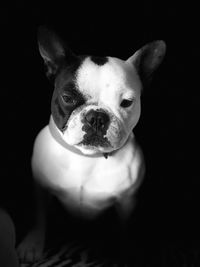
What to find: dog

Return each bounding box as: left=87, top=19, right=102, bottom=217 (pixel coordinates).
left=17, top=26, right=166, bottom=262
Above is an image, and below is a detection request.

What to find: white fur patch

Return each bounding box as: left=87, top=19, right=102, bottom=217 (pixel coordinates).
left=76, top=57, right=141, bottom=111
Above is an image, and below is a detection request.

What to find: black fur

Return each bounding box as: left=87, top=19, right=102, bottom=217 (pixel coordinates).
left=90, top=56, right=108, bottom=66
left=51, top=56, right=86, bottom=131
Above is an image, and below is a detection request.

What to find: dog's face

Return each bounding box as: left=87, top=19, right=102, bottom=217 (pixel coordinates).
left=38, top=27, right=166, bottom=155
left=51, top=56, right=142, bottom=155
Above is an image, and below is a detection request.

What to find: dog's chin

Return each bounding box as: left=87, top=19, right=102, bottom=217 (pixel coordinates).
left=73, top=133, right=130, bottom=156
left=74, top=143, right=114, bottom=156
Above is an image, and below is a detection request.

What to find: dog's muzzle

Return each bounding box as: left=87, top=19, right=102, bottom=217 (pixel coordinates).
left=81, top=109, right=111, bottom=147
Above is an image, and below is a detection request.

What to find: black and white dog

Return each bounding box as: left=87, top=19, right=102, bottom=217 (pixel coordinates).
left=18, top=27, right=166, bottom=262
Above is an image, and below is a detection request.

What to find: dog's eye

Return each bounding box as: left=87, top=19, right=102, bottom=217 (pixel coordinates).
left=120, top=99, right=134, bottom=108
left=62, top=95, right=76, bottom=105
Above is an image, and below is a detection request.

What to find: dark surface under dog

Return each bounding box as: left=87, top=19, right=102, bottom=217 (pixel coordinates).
left=46, top=197, right=126, bottom=261
left=18, top=196, right=200, bottom=267
left=18, top=197, right=131, bottom=266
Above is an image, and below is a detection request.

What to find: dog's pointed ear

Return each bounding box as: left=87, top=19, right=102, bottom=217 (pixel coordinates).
left=127, top=40, right=166, bottom=85
left=37, top=26, right=73, bottom=79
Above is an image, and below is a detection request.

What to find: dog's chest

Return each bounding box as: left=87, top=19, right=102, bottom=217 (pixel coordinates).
left=32, top=126, right=139, bottom=212
left=51, top=161, right=130, bottom=212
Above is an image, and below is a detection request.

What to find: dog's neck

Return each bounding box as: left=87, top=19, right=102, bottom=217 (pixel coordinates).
left=49, top=116, right=111, bottom=159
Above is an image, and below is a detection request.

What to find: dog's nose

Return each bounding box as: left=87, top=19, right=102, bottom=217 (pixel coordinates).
left=85, top=109, right=110, bottom=133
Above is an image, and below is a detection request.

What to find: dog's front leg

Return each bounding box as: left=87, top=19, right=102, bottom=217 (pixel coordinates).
left=17, top=183, right=50, bottom=263
left=114, top=194, right=137, bottom=264
left=116, top=194, right=136, bottom=224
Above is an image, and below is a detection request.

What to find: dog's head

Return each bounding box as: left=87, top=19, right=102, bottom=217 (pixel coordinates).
left=38, top=27, right=166, bottom=155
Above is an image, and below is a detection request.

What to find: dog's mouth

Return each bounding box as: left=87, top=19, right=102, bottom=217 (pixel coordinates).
left=80, top=120, right=111, bottom=148
left=80, top=133, right=111, bottom=148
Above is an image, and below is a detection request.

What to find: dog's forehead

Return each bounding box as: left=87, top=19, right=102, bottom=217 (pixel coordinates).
left=75, top=56, right=141, bottom=97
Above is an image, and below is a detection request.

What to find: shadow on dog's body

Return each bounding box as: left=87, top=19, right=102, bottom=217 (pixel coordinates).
left=17, top=27, right=166, bottom=263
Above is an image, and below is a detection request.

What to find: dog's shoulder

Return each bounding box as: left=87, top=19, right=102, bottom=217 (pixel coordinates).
left=120, top=133, right=145, bottom=186
left=31, top=124, right=64, bottom=173
left=32, top=125, right=54, bottom=156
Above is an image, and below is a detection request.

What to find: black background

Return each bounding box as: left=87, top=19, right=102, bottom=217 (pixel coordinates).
left=0, top=2, right=199, bottom=265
